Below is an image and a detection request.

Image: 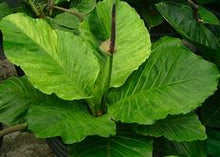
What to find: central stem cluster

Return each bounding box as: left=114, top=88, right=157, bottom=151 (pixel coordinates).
left=88, top=2, right=116, bottom=117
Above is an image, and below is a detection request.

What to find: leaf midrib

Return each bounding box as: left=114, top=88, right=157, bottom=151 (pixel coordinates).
left=112, top=77, right=210, bottom=105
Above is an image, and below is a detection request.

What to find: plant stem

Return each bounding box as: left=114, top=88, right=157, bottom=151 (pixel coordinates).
left=101, top=55, right=113, bottom=112
left=101, top=3, right=116, bottom=112
left=89, top=104, right=97, bottom=116
left=187, top=0, right=202, bottom=22
left=109, top=3, right=116, bottom=55
left=0, top=123, right=27, bottom=137
left=53, top=5, right=84, bottom=22
left=188, top=0, right=199, bottom=10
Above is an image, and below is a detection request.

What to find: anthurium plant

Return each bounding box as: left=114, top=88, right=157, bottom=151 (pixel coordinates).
left=0, top=0, right=219, bottom=156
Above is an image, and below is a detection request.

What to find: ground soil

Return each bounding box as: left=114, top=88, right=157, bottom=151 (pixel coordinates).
left=0, top=132, right=55, bottom=157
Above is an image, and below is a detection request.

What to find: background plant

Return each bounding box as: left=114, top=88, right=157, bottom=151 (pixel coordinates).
left=0, top=0, right=219, bottom=156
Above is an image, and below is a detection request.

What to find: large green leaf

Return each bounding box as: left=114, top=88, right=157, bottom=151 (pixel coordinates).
left=0, top=76, right=46, bottom=125
left=108, top=37, right=219, bottom=124
left=69, top=130, right=152, bottom=157
left=27, top=99, right=116, bottom=144
left=0, top=13, right=100, bottom=101
left=154, top=138, right=207, bottom=157
left=133, top=113, right=207, bottom=142
left=80, top=0, right=151, bottom=88
left=156, top=2, right=220, bottom=49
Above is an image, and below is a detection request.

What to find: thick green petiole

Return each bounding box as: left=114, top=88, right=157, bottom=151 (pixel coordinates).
left=87, top=2, right=116, bottom=117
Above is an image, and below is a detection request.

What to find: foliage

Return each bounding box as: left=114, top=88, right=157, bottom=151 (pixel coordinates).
left=0, top=0, right=220, bottom=156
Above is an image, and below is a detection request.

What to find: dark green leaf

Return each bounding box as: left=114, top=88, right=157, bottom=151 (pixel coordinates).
left=198, top=6, right=220, bottom=25
left=142, top=9, right=163, bottom=29
left=207, top=128, right=220, bottom=157
left=200, top=89, right=220, bottom=128
left=197, top=0, right=220, bottom=5
left=0, top=2, right=12, bottom=19
left=129, top=0, right=164, bottom=29
left=154, top=138, right=207, bottom=157
left=69, top=130, right=152, bottom=157
left=133, top=113, right=207, bottom=142
left=208, top=25, right=220, bottom=42
left=0, top=2, right=21, bottom=20
left=156, top=2, right=220, bottom=49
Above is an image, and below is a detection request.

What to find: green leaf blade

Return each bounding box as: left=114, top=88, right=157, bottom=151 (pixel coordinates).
left=0, top=13, right=100, bottom=101
left=52, top=12, right=80, bottom=30
left=198, top=6, right=220, bottom=25
left=108, top=37, right=219, bottom=124
left=156, top=2, right=220, bottom=49
left=69, top=130, right=152, bottom=157
left=71, top=0, right=96, bottom=14
left=154, top=138, right=207, bottom=157
left=134, top=113, right=207, bottom=142
left=200, top=88, right=220, bottom=128
left=27, top=100, right=116, bottom=144
left=207, top=128, right=220, bottom=157
left=0, top=76, right=46, bottom=125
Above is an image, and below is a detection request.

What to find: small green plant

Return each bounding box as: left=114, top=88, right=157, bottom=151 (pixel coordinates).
left=0, top=0, right=219, bottom=156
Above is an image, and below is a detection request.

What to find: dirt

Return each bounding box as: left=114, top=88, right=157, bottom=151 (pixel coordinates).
left=0, top=59, right=16, bottom=81
left=0, top=132, right=55, bottom=157
left=0, top=59, right=56, bottom=157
